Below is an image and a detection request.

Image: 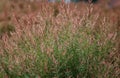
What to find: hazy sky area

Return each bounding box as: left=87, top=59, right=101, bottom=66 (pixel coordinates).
left=48, top=0, right=120, bottom=8
left=48, top=0, right=98, bottom=3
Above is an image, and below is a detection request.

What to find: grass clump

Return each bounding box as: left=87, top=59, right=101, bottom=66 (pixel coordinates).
left=0, top=21, right=113, bottom=78
left=0, top=3, right=118, bottom=78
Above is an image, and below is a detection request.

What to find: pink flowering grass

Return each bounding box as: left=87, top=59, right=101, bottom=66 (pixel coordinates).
left=0, top=1, right=120, bottom=78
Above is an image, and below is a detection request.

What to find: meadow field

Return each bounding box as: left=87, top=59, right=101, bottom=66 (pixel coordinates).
left=0, top=0, right=120, bottom=78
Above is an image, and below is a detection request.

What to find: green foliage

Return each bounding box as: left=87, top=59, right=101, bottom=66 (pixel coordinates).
left=0, top=21, right=113, bottom=78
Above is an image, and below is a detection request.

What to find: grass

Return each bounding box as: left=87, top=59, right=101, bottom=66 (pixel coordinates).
left=0, top=25, right=109, bottom=78
left=0, top=1, right=120, bottom=78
